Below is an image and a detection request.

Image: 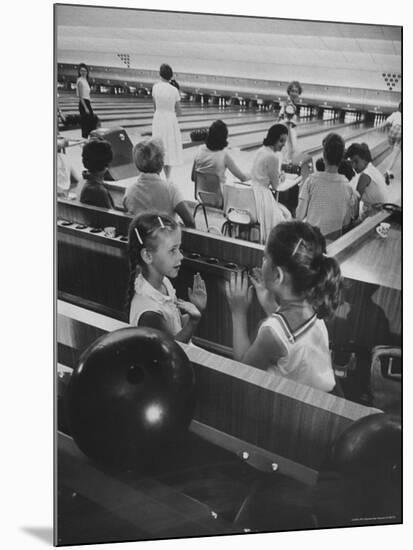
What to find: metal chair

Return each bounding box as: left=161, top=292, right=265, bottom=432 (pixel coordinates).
left=222, top=182, right=260, bottom=242
left=192, top=171, right=224, bottom=230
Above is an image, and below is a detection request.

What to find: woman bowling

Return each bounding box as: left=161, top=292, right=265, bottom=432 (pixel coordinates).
left=278, top=80, right=302, bottom=162
left=152, top=63, right=184, bottom=179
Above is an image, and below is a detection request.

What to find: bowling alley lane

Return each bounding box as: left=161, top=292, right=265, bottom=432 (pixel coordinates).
left=103, top=109, right=271, bottom=131
left=125, top=116, right=322, bottom=147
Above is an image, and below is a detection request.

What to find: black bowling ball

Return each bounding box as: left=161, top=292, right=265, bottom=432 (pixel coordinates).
left=65, top=327, right=196, bottom=469
left=331, top=413, right=401, bottom=476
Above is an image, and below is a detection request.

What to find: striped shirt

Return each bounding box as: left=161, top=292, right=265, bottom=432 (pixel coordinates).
left=296, top=172, right=356, bottom=239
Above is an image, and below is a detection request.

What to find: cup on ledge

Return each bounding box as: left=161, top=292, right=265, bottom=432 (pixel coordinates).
left=104, top=226, right=117, bottom=238
left=376, top=222, right=390, bottom=239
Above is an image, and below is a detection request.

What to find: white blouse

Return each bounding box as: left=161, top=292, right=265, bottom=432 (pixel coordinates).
left=129, top=273, right=182, bottom=336
left=76, top=77, right=91, bottom=100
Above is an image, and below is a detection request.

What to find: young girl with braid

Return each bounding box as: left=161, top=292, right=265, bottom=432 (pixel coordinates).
left=126, top=212, right=207, bottom=343
left=225, top=220, right=342, bottom=392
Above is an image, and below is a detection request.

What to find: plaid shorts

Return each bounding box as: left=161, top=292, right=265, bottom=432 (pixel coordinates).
left=388, top=123, right=402, bottom=145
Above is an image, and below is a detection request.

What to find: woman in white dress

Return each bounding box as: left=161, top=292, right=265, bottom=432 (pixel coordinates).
left=152, top=64, right=183, bottom=179
left=250, top=124, right=292, bottom=243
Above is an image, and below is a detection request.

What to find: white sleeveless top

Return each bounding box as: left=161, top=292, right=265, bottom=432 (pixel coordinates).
left=129, top=273, right=182, bottom=336
left=260, top=312, right=335, bottom=392
left=360, top=162, right=388, bottom=213
left=76, top=77, right=91, bottom=100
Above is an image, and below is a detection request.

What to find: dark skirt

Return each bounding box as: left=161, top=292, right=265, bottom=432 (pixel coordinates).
left=78, top=99, right=95, bottom=138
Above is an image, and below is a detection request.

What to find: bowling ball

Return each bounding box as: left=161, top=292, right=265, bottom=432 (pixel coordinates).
left=65, top=327, right=196, bottom=469
left=330, top=413, right=401, bottom=476
left=285, top=103, right=296, bottom=117
left=190, top=128, right=208, bottom=142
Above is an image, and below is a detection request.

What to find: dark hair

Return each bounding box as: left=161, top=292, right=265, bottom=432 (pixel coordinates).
left=287, top=81, right=303, bottom=96
left=338, top=159, right=356, bottom=182
left=82, top=139, right=113, bottom=173
left=206, top=120, right=228, bottom=151
left=126, top=212, right=179, bottom=311
left=266, top=220, right=343, bottom=318
left=322, top=133, right=345, bottom=166
left=345, top=142, right=372, bottom=163
left=78, top=63, right=89, bottom=79
left=263, top=124, right=288, bottom=147
left=160, top=63, right=173, bottom=81
left=315, top=158, right=325, bottom=172
left=169, top=78, right=180, bottom=90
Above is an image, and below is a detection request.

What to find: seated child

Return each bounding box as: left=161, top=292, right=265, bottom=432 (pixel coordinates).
left=123, top=138, right=195, bottom=227
left=296, top=133, right=357, bottom=240
left=126, top=212, right=207, bottom=343
left=79, top=139, right=115, bottom=209
left=225, top=220, right=342, bottom=392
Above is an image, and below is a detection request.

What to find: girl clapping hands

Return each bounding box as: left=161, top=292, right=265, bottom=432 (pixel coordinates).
left=226, top=220, right=342, bottom=392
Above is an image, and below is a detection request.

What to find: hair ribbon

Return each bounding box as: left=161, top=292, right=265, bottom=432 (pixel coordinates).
left=291, top=238, right=303, bottom=257
left=134, top=228, right=143, bottom=245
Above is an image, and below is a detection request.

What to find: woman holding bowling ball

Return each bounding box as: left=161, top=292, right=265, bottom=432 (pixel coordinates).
left=126, top=212, right=207, bottom=343
left=278, top=81, right=302, bottom=162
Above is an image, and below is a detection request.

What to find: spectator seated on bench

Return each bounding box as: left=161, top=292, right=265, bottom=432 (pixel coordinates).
left=79, top=139, right=116, bottom=209
left=296, top=133, right=358, bottom=241
left=123, top=138, right=195, bottom=228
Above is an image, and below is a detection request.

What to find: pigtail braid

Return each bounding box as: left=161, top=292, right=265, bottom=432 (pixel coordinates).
left=125, top=234, right=140, bottom=313
left=309, top=254, right=343, bottom=319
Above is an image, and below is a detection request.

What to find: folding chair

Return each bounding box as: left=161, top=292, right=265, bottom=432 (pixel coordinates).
left=192, top=170, right=224, bottom=230
left=222, top=182, right=260, bottom=242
